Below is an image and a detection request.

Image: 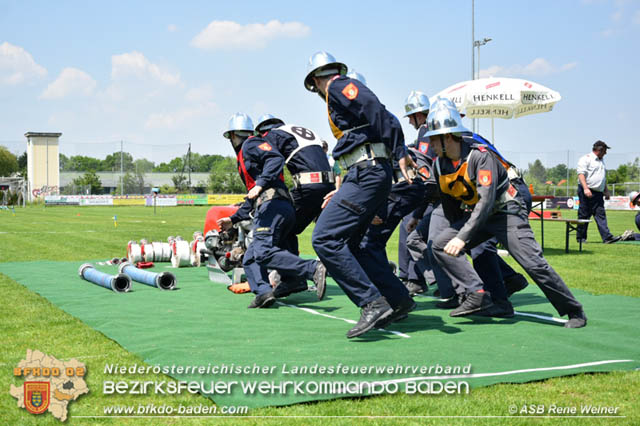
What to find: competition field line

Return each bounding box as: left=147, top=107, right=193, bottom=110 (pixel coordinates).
left=374, top=359, right=637, bottom=386
left=276, top=301, right=411, bottom=338
left=416, top=293, right=569, bottom=324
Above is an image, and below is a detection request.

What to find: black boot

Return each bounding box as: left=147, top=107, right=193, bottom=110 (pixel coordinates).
left=313, top=261, right=327, bottom=300
left=450, top=291, right=493, bottom=317
left=273, top=279, right=308, bottom=298
left=347, top=297, right=393, bottom=338
left=376, top=297, right=417, bottom=329
left=564, top=310, right=587, bottom=328
left=473, top=299, right=514, bottom=318
left=247, top=291, right=276, bottom=309
left=405, top=280, right=428, bottom=296
left=504, top=273, right=529, bottom=298
left=436, top=293, right=464, bottom=309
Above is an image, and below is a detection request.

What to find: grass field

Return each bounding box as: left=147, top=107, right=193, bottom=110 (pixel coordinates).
left=1, top=205, right=639, bottom=425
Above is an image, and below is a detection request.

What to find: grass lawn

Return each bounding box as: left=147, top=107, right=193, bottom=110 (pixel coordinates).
left=1, top=205, right=638, bottom=425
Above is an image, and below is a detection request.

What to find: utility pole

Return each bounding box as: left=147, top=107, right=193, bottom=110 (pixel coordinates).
left=120, top=140, right=124, bottom=195
left=188, top=143, right=192, bottom=192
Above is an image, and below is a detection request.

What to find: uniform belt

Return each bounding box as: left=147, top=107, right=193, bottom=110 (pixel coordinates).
left=255, top=187, right=291, bottom=209
left=393, top=168, right=419, bottom=184
left=292, top=171, right=335, bottom=188
left=338, top=142, right=391, bottom=170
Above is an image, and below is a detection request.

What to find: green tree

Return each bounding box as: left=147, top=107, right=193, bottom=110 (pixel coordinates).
left=116, top=171, right=146, bottom=194
left=133, top=158, right=155, bottom=174
left=172, top=174, right=189, bottom=192
left=208, top=156, right=244, bottom=193
left=66, top=155, right=102, bottom=172
left=0, top=146, right=19, bottom=176
left=527, top=159, right=546, bottom=183
left=102, top=151, right=134, bottom=172
left=17, top=151, right=27, bottom=176
left=71, top=171, right=103, bottom=194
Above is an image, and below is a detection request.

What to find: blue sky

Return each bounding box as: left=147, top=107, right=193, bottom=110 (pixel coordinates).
left=1, top=0, right=639, bottom=167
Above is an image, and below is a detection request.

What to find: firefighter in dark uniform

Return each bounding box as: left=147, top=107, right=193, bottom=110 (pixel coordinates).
left=425, top=99, right=587, bottom=328
left=304, top=51, right=416, bottom=338
left=216, top=113, right=327, bottom=309
left=400, top=91, right=439, bottom=295
left=253, top=114, right=335, bottom=298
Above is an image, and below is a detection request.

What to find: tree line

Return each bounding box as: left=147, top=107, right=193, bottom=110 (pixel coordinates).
left=2, top=146, right=638, bottom=196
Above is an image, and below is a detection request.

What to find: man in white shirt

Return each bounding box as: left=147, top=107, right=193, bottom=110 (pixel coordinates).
left=576, top=140, right=620, bottom=244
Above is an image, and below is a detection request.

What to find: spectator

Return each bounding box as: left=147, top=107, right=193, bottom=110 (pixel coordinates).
left=576, top=140, right=621, bottom=244
left=619, top=191, right=640, bottom=241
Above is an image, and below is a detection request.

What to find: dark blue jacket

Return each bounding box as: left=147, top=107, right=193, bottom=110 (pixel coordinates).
left=265, top=126, right=331, bottom=176
left=230, top=136, right=287, bottom=224
left=325, top=76, right=407, bottom=162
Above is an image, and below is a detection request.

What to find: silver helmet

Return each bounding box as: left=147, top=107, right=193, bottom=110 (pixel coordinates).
left=403, top=91, right=430, bottom=117
left=630, top=191, right=640, bottom=205
left=304, top=51, right=347, bottom=92
left=255, top=114, right=285, bottom=133
left=346, top=69, right=366, bottom=86
left=424, top=97, right=470, bottom=138
left=223, top=113, right=254, bottom=140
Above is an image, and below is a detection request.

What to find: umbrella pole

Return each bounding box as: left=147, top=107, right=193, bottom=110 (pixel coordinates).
left=491, top=117, right=495, bottom=143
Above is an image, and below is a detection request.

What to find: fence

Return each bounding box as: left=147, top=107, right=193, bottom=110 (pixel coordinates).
left=3, top=140, right=639, bottom=198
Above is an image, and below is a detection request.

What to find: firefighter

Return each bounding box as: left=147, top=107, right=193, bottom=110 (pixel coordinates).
left=399, top=91, right=440, bottom=295
left=305, top=51, right=417, bottom=338
left=216, top=113, right=327, bottom=308
left=253, top=114, right=335, bottom=298
left=425, top=99, right=586, bottom=328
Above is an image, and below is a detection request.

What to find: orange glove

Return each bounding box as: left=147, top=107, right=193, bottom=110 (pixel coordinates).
left=227, top=282, right=251, bottom=294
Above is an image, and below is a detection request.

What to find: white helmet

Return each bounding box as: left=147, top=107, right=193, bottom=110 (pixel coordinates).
left=424, top=97, right=470, bottom=138
left=304, top=51, right=347, bottom=92
left=223, top=113, right=254, bottom=140
left=346, top=70, right=366, bottom=86
left=630, top=191, right=640, bottom=205
left=403, top=91, right=430, bottom=117
left=255, top=114, right=285, bottom=133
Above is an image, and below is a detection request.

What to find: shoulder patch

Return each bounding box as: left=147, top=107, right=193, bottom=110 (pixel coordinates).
left=478, top=169, right=492, bottom=187
left=341, top=82, right=359, bottom=100
left=258, top=142, right=272, bottom=152
left=418, top=142, right=429, bottom=153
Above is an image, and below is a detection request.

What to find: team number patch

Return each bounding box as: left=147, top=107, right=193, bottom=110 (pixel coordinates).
left=478, top=169, right=492, bottom=186
left=258, top=142, right=272, bottom=151
left=342, top=83, right=359, bottom=100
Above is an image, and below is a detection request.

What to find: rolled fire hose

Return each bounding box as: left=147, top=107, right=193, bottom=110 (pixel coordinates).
left=190, top=237, right=206, bottom=267
left=78, top=263, right=131, bottom=293
left=127, top=241, right=143, bottom=263
left=119, top=262, right=176, bottom=290
left=171, top=239, right=191, bottom=267
left=128, top=241, right=172, bottom=263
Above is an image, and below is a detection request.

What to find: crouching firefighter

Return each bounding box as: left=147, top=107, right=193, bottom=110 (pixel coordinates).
left=304, top=51, right=417, bottom=338
left=426, top=98, right=587, bottom=328
left=253, top=114, right=335, bottom=299
left=216, top=113, right=327, bottom=309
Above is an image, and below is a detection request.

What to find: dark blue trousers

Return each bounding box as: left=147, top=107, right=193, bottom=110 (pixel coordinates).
left=577, top=186, right=613, bottom=242
left=244, top=198, right=317, bottom=295
left=362, top=179, right=425, bottom=279
left=312, top=161, right=409, bottom=308
left=288, top=182, right=335, bottom=255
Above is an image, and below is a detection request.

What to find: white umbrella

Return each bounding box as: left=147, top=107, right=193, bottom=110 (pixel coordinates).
left=432, top=77, right=561, bottom=140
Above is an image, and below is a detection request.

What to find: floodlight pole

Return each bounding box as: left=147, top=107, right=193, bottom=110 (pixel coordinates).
left=474, top=37, right=492, bottom=137
left=471, top=0, right=475, bottom=132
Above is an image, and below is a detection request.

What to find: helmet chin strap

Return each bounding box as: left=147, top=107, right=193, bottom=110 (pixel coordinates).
left=439, top=135, right=447, bottom=157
